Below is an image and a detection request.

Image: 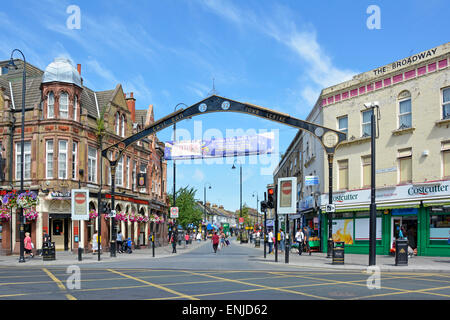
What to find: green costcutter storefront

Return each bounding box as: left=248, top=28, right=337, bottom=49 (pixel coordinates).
left=320, top=182, right=450, bottom=257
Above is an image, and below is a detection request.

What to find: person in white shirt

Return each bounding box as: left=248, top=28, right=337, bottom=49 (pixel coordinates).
left=295, top=228, right=304, bottom=255
left=268, top=230, right=274, bottom=254
left=196, top=232, right=202, bottom=242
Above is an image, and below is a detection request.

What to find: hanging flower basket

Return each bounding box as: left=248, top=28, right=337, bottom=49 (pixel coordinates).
left=116, top=212, right=128, bottom=222
left=136, top=214, right=149, bottom=223
left=16, top=191, right=38, bottom=208
left=2, top=191, right=17, bottom=209
left=128, top=212, right=139, bottom=222
left=0, top=207, right=11, bottom=221
left=89, top=209, right=98, bottom=220
left=24, top=208, right=39, bottom=221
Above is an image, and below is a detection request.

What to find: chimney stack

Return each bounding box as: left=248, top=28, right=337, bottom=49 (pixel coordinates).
left=77, top=64, right=81, bottom=75
left=125, top=92, right=136, bottom=122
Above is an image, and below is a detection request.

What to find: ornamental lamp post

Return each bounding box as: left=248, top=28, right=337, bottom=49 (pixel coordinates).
left=203, top=182, right=211, bottom=240
left=172, top=103, right=188, bottom=228
left=7, top=49, right=26, bottom=263
left=232, top=159, right=242, bottom=239
left=364, top=101, right=380, bottom=266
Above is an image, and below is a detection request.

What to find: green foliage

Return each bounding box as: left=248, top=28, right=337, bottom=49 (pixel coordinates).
left=168, top=186, right=203, bottom=229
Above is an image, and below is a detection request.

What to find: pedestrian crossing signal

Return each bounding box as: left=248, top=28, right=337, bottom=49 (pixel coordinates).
left=267, top=187, right=275, bottom=209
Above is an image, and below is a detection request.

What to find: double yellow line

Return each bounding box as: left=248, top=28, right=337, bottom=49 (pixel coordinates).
left=42, top=268, right=77, bottom=300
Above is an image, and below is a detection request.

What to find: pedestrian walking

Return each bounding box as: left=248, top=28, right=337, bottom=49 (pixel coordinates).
left=211, top=231, right=220, bottom=253
left=116, top=230, right=123, bottom=253
left=268, top=229, right=274, bottom=254
left=303, top=226, right=311, bottom=255
left=24, top=232, right=34, bottom=258
left=279, top=228, right=285, bottom=253
left=295, top=228, right=304, bottom=255
left=185, top=233, right=189, bottom=246
left=171, top=232, right=178, bottom=253
left=126, top=237, right=133, bottom=254
left=92, top=230, right=99, bottom=254
left=196, top=232, right=202, bottom=242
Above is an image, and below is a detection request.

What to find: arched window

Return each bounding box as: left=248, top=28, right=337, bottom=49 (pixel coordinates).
left=48, top=91, right=54, bottom=118
left=73, top=95, right=78, bottom=121
left=59, top=92, right=69, bottom=119
left=121, top=114, right=125, bottom=137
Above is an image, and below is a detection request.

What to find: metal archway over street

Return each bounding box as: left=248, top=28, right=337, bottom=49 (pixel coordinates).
left=101, top=95, right=346, bottom=164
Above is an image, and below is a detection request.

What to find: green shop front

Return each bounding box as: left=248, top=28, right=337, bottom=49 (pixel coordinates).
left=320, top=181, right=450, bottom=257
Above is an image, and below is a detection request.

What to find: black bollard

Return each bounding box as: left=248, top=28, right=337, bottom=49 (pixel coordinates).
left=78, top=247, right=83, bottom=261
left=152, top=234, right=155, bottom=258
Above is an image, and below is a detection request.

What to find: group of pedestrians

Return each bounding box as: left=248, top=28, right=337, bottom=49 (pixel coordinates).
left=211, top=231, right=230, bottom=253
left=265, top=226, right=312, bottom=256
left=295, top=226, right=312, bottom=256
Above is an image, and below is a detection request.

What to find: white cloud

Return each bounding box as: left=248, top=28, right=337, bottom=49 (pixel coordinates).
left=192, top=169, right=205, bottom=182
left=198, top=0, right=358, bottom=110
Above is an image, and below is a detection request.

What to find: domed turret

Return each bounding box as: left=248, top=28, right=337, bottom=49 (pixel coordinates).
left=42, top=57, right=81, bottom=87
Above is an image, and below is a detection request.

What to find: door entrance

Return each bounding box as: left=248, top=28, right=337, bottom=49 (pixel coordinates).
left=50, top=217, right=71, bottom=251
left=391, top=215, right=418, bottom=253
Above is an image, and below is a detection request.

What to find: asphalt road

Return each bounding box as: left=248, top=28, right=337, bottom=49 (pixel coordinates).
left=1, top=240, right=449, bottom=300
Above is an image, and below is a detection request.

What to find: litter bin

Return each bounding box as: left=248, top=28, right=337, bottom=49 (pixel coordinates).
left=332, top=241, right=345, bottom=265
left=42, top=242, right=56, bottom=261
left=255, top=237, right=261, bottom=248
left=395, top=239, right=408, bottom=266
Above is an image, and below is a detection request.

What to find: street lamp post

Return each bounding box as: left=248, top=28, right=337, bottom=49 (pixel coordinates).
left=8, top=49, right=26, bottom=263
left=364, top=102, right=379, bottom=266
left=252, top=191, right=259, bottom=228
left=204, top=182, right=211, bottom=240
left=232, top=159, right=242, bottom=239
left=172, top=103, right=188, bottom=229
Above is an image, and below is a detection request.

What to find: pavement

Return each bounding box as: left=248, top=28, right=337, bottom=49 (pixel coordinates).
left=239, top=239, right=450, bottom=273
left=1, top=238, right=449, bottom=273
left=0, top=240, right=206, bottom=267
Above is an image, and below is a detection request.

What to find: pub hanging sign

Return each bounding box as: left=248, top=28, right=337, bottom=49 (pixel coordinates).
left=137, top=173, right=147, bottom=188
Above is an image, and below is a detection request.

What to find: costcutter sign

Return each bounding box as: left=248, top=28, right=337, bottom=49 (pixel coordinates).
left=320, top=181, right=450, bottom=205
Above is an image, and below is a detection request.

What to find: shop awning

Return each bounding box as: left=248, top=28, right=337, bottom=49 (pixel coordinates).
left=422, top=199, right=450, bottom=207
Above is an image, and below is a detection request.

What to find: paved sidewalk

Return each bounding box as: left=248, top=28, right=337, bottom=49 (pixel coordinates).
left=237, top=239, right=450, bottom=273
left=0, top=240, right=208, bottom=267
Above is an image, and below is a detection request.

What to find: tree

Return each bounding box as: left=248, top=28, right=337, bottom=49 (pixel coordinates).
left=168, top=186, right=203, bottom=229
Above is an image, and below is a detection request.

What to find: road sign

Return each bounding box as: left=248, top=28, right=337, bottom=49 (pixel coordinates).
left=71, top=189, right=89, bottom=220
left=305, top=175, right=319, bottom=186
left=170, top=207, right=179, bottom=218
left=277, top=177, right=297, bottom=214
left=239, top=217, right=244, bottom=224
left=326, top=204, right=336, bottom=213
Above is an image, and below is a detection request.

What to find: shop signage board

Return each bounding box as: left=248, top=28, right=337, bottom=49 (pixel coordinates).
left=277, top=177, right=297, bottom=214
left=71, top=189, right=89, bottom=221
left=320, top=181, right=450, bottom=206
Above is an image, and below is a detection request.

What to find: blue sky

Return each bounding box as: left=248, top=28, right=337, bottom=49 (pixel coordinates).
left=2, top=0, right=449, bottom=212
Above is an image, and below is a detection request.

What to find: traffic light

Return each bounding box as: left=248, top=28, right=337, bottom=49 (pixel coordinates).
left=267, top=186, right=275, bottom=209
left=260, top=201, right=267, bottom=212
left=100, top=202, right=108, bottom=214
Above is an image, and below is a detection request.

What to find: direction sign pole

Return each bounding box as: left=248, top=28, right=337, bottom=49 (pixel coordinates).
left=110, top=167, right=117, bottom=258
left=263, top=192, right=267, bottom=259
left=327, top=154, right=334, bottom=258
left=285, top=214, right=289, bottom=264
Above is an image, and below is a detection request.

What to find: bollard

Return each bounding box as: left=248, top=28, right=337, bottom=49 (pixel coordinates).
left=152, top=234, right=155, bottom=258
left=78, top=247, right=83, bottom=261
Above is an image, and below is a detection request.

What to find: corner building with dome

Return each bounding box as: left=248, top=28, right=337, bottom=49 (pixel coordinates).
left=0, top=57, right=169, bottom=255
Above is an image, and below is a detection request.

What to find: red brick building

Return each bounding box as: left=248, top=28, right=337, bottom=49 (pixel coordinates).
left=0, top=57, right=169, bottom=255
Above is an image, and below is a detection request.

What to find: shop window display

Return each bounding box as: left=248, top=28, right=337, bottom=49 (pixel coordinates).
left=430, top=212, right=450, bottom=245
